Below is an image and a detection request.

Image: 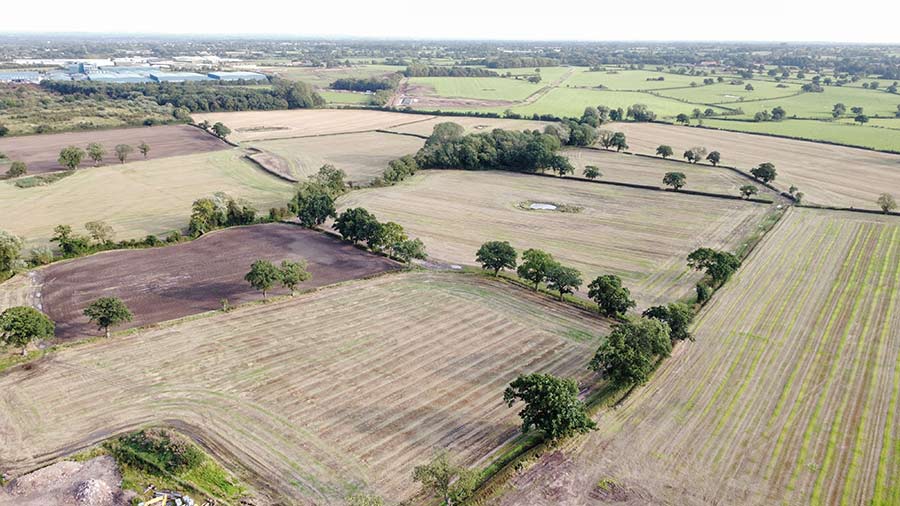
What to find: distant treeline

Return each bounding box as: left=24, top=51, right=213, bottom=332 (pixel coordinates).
left=42, top=79, right=324, bottom=113
left=330, top=74, right=402, bottom=92
left=465, top=57, right=559, bottom=69
left=402, top=65, right=499, bottom=77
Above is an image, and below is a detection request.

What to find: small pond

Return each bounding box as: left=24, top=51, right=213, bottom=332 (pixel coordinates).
left=529, top=203, right=558, bottom=210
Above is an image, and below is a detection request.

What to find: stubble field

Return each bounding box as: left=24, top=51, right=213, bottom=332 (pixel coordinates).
left=500, top=208, right=900, bottom=506
left=0, top=272, right=606, bottom=504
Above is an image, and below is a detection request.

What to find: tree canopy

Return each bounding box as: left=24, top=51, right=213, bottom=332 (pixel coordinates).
left=83, top=297, right=133, bottom=338
left=0, top=306, right=54, bottom=354
left=476, top=241, right=517, bottom=275
left=503, top=373, right=596, bottom=440
left=587, top=274, right=635, bottom=318
left=516, top=249, right=555, bottom=290
left=589, top=317, right=672, bottom=388
left=245, top=259, right=282, bottom=299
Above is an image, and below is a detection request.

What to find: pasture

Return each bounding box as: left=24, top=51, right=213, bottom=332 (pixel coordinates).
left=0, top=125, right=229, bottom=175
left=609, top=121, right=900, bottom=208
left=383, top=115, right=549, bottom=137
left=0, top=272, right=605, bottom=504
left=700, top=118, right=900, bottom=153
left=565, top=68, right=704, bottom=90
left=654, top=80, right=801, bottom=103
left=28, top=223, right=399, bottom=339
left=733, top=85, right=900, bottom=119
left=408, top=76, right=541, bottom=101
left=500, top=208, right=900, bottom=506
left=260, top=64, right=401, bottom=88
left=337, top=170, right=767, bottom=308
left=0, top=150, right=294, bottom=247
left=249, top=132, right=424, bottom=183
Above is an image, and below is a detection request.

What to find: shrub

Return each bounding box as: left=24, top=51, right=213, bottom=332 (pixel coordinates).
left=112, top=428, right=204, bottom=474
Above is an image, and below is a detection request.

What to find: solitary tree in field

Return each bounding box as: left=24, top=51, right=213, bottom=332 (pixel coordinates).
left=706, top=151, right=721, bottom=166
left=138, top=141, right=151, bottom=159
left=291, top=182, right=336, bottom=228
left=280, top=259, right=311, bottom=296
left=58, top=146, right=85, bottom=170
left=476, top=241, right=517, bottom=276
left=83, top=297, right=133, bottom=338
left=6, top=161, right=26, bottom=178
left=676, top=113, right=690, bottom=125
left=877, top=193, right=897, bottom=214
left=0, top=306, right=55, bottom=355
left=583, top=165, right=602, bottom=179
left=212, top=122, right=231, bottom=140
left=854, top=114, right=869, bottom=125
left=544, top=263, right=582, bottom=301
left=643, top=302, right=695, bottom=341
left=589, top=317, right=672, bottom=388
left=745, top=83, right=754, bottom=91
left=503, top=373, right=596, bottom=440
left=87, top=143, right=105, bottom=166
left=245, top=259, right=282, bottom=299
left=771, top=106, right=787, bottom=121
left=115, top=144, right=134, bottom=164
left=740, top=185, right=759, bottom=199
left=587, top=274, right=635, bottom=318
left=751, top=162, right=777, bottom=183
left=656, top=145, right=674, bottom=159
left=412, top=450, right=478, bottom=506
left=663, top=172, right=687, bottom=190
left=832, top=103, right=846, bottom=118
left=516, top=249, right=555, bottom=290
left=610, top=132, right=628, bottom=151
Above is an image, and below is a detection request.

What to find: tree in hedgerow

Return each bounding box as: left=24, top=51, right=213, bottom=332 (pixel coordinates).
left=0, top=306, right=55, bottom=355
left=412, top=450, right=478, bottom=506
left=687, top=247, right=741, bottom=286
left=643, top=302, right=695, bottom=341
left=587, top=274, right=635, bottom=318
left=115, top=144, right=134, bottom=164
left=676, top=113, right=690, bottom=125
left=311, top=164, right=347, bottom=196
left=393, top=238, right=427, bottom=264
left=290, top=182, right=336, bottom=228
left=589, top=317, right=672, bottom=388
left=280, top=259, right=311, bottom=296
left=245, top=259, right=282, bottom=299
left=583, top=165, right=601, bottom=180
left=212, top=122, right=231, bottom=139
left=5, top=161, right=26, bottom=178
left=877, top=193, right=897, bottom=214
left=87, top=142, right=105, bottom=166
left=663, top=171, right=687, bottom=191
left=85, top=220, right=115, bottom=244
left=516, top=248, right=555, bottom=290
left=50, top=225, right=90, bottom=257
left=370, top=221, right=407, bottom=255
left=138, top=141, right=151, bottom=159
left=188, top=198, right=225, bottom=236
left=682, top=146, right=707, bottom=164
left=476, top=241, right=517, bottom=276
left=545, top=263, right=582, bottom=301
left=0, top=230, right=23, bottom=278
left=58, top=146, right=85, bottom=170
left=740, top=185, right=759, bottom=199
left=503, top=373, right=596, bottom=441
left=750, top=162, right=777, bottom=183
left=610, top=131, right=628, bottom=151
left=706, top=151, right=721, bottom=166
left=334, top=207, right=380, bottom=246
left=83, top=297, right=133, bottom=338
left=655, top=145, right=674, bottom=159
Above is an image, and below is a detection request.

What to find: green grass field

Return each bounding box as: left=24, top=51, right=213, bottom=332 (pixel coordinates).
left=654, top=80, right=802, bottom=104
left=409, top=76, right=541, bottom=101
left=565, top=68, right=703, bottom=90
left=734, top=86, right=900, bottom=119
left=317, top=90, right=375, bottom=105
left=699, top=118, right=900, bottom=152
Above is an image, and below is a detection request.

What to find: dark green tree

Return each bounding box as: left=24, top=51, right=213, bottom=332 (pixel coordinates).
left=740, top=185, right=759, bottom=199
left=58, top=146, right=85, bottom=170
left=583, top=165, right=601, bottom=180
left=0, top=306, right=54, bottom=355
left=245, top=259, right=282, bottom=299
left=334, top=208, right=380, bottom=245
left=663, top=172, right=687, bottom=190
left=687, top=247, right=741, bottom=285
left=589, top=318, right=672, bottom=388
left=503, top=373, right=596, bottom=440
left=393, top=238, right=427, bottom=264
left=545, top=263, right=582, bottom=301
left=750, top=162, right=777, bottom=183
left=412, top=450, right=478, bottom=506
left=706, top=151, right=721, bottom=166
left=656, top=145, right=674, bottom=158
left=476, top=241, right=517, bottom=275
left=291, top=182, right=337, bottom=228
left=587, top=274, right=635, bottom=318
left=212, top=122, right=232, bottom=139
left=516, top=249, right=555, bottom=290
left=280, top=259, right=311, bottom=296
left=83, top=297, right=133, bottom=338
left=642, top=302, right=695, bottom=341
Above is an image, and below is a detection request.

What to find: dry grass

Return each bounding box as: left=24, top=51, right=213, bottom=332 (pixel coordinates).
left=500, top=208, right=900, bottom=506
left=0, top=150, right=294, bottom=247
left=249, top=132, right=424, bottom=183
left=384, top=116, right=550, bottom=137
left=337, top=170, right=767, bottom=308
left=0, top=272, right=605, bottom=504
left=610, top=122, right=900, bottom=209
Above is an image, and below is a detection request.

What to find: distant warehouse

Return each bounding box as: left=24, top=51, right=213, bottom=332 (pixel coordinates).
left=150, top=72, right=211, bottom=83
left=207, top=71, right=268, bottom=82
left=0, top=71, right=41, bottom=84
left=87, top=72, right=154, bottom=84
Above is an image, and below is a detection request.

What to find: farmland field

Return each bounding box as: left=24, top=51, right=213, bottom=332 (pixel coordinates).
left=248, top=131, right=424, bottom=183
left=408, top=76, right=541, bottom=101
left=733, top=86, right=900, bottom=119
left=337, top=170, right=767, bottom=308
left=260, top=64, right=401, bottom=88
left=609, top=122, right=900, bottom=208
left=653, top=80, right=801, bottom=103
left=0, top=272, right=606, bottom=504
left=500, top=208, right=900, bottom=506
left=563, top=148, right=756, bottom=196
left=700, top=118, right=900, bottom=152
left=565, top=68, right=702, bottom=90
left=383, top=115, right=550, bottom=137
left=0, top=125, right=229, bottom=175
left=0, top=150, right=294, bottom=247
left=22, top=223, right=399, bottom=339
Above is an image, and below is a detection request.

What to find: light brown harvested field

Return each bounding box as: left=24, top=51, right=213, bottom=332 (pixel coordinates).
left=190, top=109, right=437, bottom=142
left=384, top=115, right=550, bottom=137
left=0, top=125, right=229, bottom=175
left=563, top=148, right=754, bottom=196
left=337, top=170, right=768, bottom=308
left=500, top=208, right=900, bottom=506
left=250, top=131, right=424, bottom=183
left=610, top=122, right=900, bottom=209
left=29, top=223, right=399, bottom=339
left=0, top=272, right=607, bottom=504
left=0, top=273, right=39, bottom=313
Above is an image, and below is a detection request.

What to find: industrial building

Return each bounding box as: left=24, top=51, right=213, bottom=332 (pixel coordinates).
left=149, top=72, right=212, bottom=83
left=0, top=71, right=42, bottom=83
left=207, top=71, right=268, bottom=82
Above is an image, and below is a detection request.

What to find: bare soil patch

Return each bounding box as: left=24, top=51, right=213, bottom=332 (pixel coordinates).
left=0, top=125, right=229, bottom=175
left=0, top=456, right=133, bottom=506
left=35, top=223, right=399, bottom=339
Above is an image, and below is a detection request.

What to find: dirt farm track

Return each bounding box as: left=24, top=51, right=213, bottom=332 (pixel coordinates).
left=0, top=125, right=229, bottom=175
left=33, top=223, right=399, bottom=339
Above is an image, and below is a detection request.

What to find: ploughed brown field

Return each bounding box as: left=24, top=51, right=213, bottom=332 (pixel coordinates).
left=0, top=125, right=230, bottom=175
left=33, top=223, right=399, bottom=339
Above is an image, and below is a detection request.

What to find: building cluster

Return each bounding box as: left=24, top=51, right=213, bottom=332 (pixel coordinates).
left=0, top=57, right=267, bottom=84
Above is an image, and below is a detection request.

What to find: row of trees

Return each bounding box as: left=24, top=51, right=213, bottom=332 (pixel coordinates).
left=244, top=259, right=311, bottom=299
left=56, top=142, right=150, bottom=171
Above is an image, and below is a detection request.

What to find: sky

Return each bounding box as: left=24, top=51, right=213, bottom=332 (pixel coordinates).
left=2, top=0, right=899, bottom=43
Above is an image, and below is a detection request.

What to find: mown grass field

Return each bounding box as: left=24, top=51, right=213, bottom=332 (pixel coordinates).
left=0, top=272, right=606, bottom=504
left=500, top=208, right=900, bottom=506
left=259, top=64, right=401, bottom=89
left=564, top=68, right=704, bottom=90
left=699, top=118, right=900, bottom=152
left=733, top=86, right=900, bottom=119
left=337, top=170, right=767, bottom=308
left=1, top=149, right=294, bottom=247
left=609, top=121, right=900, bottom=208
left=316, top=90, right=374, bottom=105
left=409, top=76, right=541, bottom=101
left=654, top=80, right=801, bottom=103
